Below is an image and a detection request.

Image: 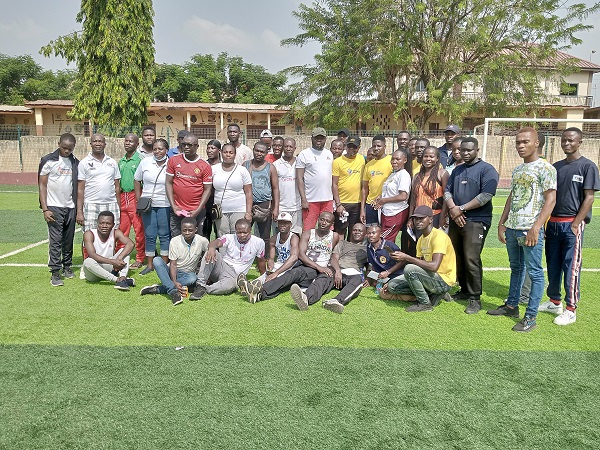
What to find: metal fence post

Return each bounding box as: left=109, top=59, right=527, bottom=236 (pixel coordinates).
left=17, top=125, right=23, bottom=172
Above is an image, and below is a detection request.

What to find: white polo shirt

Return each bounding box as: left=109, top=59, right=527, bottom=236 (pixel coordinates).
left=273, top=158, right=301, bottom=211
left=295, top=147, right=333, bottom=202
left=78, top=153, right=121, bottom=203
left=39, top=157, right=75, bottom=208
left=219, top=234, right=265, bottom=275
left=134, top=157, right=170, bottom=208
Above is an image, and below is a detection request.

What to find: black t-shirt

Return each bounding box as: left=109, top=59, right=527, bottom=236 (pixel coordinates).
left=552, top=156, right=600, bottom=223
left=446, top=159, right=499, bottom=226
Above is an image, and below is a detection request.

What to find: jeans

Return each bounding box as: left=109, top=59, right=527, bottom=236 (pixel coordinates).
left=141, top=207, right=171, bottom=257
left=153, top=256, right=197, bottom=295
left=387, top=263, right=450, bottom=304
left=505, top=228, right=545, bottom=317
left=545, top=220, right=584, bottom=309
left=365, top=204, right=379, bottom=225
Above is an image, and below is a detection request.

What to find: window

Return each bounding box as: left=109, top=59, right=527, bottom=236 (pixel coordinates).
left=190, top=125, right=216, bottom=140
left=560, top=83, right=578, bottom=96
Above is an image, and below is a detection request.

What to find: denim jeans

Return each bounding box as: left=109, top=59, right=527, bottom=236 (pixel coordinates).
left=387, top=263, right=450, bottom=304
left=505, top=228, right=545, bottom=317
left=141, top=207, right=171, bottom=257
left=153, top=256, right=197, bottom=295
left=545, top=220, right=584, bottom=308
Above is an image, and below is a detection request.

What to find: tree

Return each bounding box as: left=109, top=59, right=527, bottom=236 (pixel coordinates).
left=282, top=0, right=600, bottom=130
left=41, top=0, right=155, bottom=128
left=153, top=53, right=288, bottom=104
left=0, top=54, right=76, bottom=104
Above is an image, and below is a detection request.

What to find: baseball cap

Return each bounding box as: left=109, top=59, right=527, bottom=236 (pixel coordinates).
left=444, top=125, right=460, bottom=134
left=177, top=130, right=190, bottom=138
left=346, top=135, right=361, bottom=147
left=337, top=128, right=351, bottom=137
left=276, top=212, right=293, bottom=222
left=311, top=127, right=327, bottom=137
left=260, top=129, right=273, bottom=138
left=410, top=205, right=434, bottom=218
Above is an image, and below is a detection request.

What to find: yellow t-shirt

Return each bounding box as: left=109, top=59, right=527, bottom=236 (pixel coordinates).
left=416, top=227, right=456, bottom=286
left=362, top=154, right=392, bottom=203
left=412, top=162, right=421, bottom=177
left=332, top=155, right=365, bottom=204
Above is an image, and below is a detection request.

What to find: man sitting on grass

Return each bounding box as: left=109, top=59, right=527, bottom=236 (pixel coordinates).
left=383, top=206, right=456, bottom=312
left=254, top=212, right=300, bottom=284
left=366, top=224, right=404, bottom=289
left=140, top=217, right=209, bottom=306
left=82, top=211, right=135, bottom=291
left=189, top=219, right=266, bottom=299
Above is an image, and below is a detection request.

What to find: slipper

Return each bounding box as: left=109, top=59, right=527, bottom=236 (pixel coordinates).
left=130, top=261, right=144, bottom=269
left=140, top=266, right=154, bottom=275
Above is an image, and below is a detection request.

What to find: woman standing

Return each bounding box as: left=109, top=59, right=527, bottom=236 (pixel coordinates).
left=203, top=139, right=222, bottom=239
left=134, top=138, right=171, bottom=275
left=212, top=143, right=253, bottom=236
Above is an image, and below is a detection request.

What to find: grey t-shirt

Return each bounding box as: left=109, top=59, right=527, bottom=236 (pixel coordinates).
left=334, top=240, right=367, bottom=271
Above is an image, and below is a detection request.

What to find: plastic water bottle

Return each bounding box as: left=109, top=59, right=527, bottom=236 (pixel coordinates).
left=375, top=280, right=384, bottom=295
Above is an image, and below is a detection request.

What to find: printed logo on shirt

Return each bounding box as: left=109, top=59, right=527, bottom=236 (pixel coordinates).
left=194, top=167, right=201, bottom=174
left=370, top=170, right=385, bottom=176
left=379, top=255, right=387, bottom=264
left=346, top=169, right=360, bottom=175
left=573, top=174, right=584, bottom=183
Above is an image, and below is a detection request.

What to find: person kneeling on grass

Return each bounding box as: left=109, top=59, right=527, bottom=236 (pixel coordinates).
left=189, top=219, right=266, bottom=300
left=383, top=205, right=456, bottom=312
left=140, top=217, right=209, bottom=306
left=82, top=211, right=135, bottom=291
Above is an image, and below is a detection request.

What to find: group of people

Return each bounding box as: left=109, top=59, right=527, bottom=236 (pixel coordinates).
left=38, top=123, right=598, bottom=331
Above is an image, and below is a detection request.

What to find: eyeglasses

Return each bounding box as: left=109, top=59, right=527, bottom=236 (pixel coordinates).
left=181, top=142, right=198, bottom=148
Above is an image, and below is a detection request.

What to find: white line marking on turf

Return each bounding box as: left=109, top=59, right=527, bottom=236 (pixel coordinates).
left=0, top=229, right=82, bottom=260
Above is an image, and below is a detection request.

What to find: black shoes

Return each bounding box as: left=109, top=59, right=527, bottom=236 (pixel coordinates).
left=487, top=304, right=519, bottom=317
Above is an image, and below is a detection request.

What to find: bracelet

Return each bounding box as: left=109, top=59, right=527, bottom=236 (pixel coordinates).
left=42, top=209, right=49, bottom=212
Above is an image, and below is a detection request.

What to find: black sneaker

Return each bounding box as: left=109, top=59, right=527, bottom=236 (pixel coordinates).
left=487, top=304, right=519, bottom=317
left=189, top=285, right=207, bottom=300
left=126, top=277, right=135, bottom=287
left=62, top=267, right=75, bottom=279
left=429, top=293, right=444, bottom=307
left=114, top=279, right=130, bottom=291
left=512, top=315, right=536, bottom=332
left=170, top=291, right=183, bottom=306
left=406, top=302, right=433, bottom=312
left=451, top=291, right=469, bottom=301
left=465, top=299, right=481, bottom=314
left=50, top=272, right=64, bottom=287
left=140, top=284, right=160, bottom=295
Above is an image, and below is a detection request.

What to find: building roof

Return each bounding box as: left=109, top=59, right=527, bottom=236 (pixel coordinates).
left=0, top=105, right=32, bottom=113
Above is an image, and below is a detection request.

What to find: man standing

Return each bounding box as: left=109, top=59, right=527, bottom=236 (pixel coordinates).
left=330, top=139, right=345, bottom=160
left=167, top=130, right=190, bottom=158
left=396, top=131, right=411, bottom=152
left=259, top=129, right=274, bottom=152
left=296, top=127, right=334, bottom=230
left=444, top=137, right=499, bottom=314
left=332, top=135, right=365, bottom=238
left=274, top=138, right=302, bottom=231
left=385, top=205, right=456, bottom=312
left=165, top=133, right=213, bottom=237
left=361, top=135, right=392, bottom=224
left=190, top=219, right=265, bottom=299
left=266, top=136, right=284, bottom=163
left=337, top=128, right=351, bottom=143
left=540, top=127, right=599, bottom=325
left=118, top=133, right=145, bottom=268
left=438, top=125, right=459, bottom=168
left=489, top=128, right=556, bottom=332
left=227, top=123, right=253, bottom=165
left=82, top=211, right=135, bottom=291
left=137, top=126, right=156, bottom=158
left=77, top=133, right=121, bottom=232
left=38, top=133, right=79, bottom=286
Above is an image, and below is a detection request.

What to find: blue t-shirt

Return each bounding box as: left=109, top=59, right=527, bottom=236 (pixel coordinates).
left=367, top=239, right=402, bottom=277
left=244, top=161, right=272, bottom=203
left=552, top=156, right=600, bottom=223
left=446, top=159, right=499, bottom=226
left=167, top=147, right=180, bottom=158
left=437, top=143, right=450, bottom=168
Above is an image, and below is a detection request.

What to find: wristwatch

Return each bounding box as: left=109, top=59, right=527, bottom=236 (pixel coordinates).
left=459, top=205, right=465, bottom=212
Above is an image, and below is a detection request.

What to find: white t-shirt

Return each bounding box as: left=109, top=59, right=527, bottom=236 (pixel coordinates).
left=273, top=158, right=301, bottom=211
left=234, top=143, right=254, bottom=165
left=169, top=234, right=209, bottom=273
left=78, top=154, right=121, bottom=204
left=212, top=163, right=252, bottom=214
left=295, top=148, right=333, bottom=202
left=219, top=234, right=265, bottom=275
left=381, top=169, right=411, bottom=216
left=134, top=158, right=170, bottom=208
left=39, top=157, right=75, bottom=208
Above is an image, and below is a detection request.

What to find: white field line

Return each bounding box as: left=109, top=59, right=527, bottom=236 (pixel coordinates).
left=0, top=228, right=82, bottom=260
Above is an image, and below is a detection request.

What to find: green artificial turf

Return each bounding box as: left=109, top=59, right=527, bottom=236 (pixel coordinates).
left=1, top=345, right=599, bottom=450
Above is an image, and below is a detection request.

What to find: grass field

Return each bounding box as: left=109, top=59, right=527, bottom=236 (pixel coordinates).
left=1, top=185, right=600, bottom=449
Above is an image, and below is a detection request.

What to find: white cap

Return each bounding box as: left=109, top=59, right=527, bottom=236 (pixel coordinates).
left=260, top=129, right=273, bottom=138
left=276, top=212, right=293, bottom=222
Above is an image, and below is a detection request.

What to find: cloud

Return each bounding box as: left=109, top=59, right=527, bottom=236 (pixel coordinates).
left=0, top=18, right=45, bottom=43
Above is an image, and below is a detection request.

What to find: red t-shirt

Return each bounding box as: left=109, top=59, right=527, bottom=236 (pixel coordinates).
left=264, top=154, right=278, bottom=163
left=166, top=154, right=213, bottom=211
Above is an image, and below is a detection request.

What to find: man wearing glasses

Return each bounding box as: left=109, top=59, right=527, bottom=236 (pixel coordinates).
left=165, top=133, right=213, bottom=237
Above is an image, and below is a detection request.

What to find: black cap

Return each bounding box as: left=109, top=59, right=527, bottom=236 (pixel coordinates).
left=346, top=135, right=361, bottom=147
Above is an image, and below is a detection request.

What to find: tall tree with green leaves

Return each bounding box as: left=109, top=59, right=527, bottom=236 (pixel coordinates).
left=282, top=0, right=600, bottom=130
left=41, top=0, right=155, bottom=128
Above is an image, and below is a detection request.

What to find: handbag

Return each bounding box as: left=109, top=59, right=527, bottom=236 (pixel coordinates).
left=246, top=161, right=272, bottom=223
left=211, top=164, right=237, bottom=221
left=136, top=163, right=165, bottom=213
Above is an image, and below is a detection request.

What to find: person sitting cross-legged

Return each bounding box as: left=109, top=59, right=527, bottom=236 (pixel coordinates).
left=189, top=219, right=266, bottom=299
left=140, top=217, right=209, bottom=306
left=383, top=205, right=456, bottom=312
left=82, top=211, right=135, bottom=291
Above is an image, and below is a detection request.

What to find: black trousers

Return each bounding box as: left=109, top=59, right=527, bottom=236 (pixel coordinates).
left=448, top=220, right=489, bottom=300
left=47, top=206, right=76, bottom=273
left=306, top=272, right=364, bottom=305
left=261, top=265, right=318, bottom=300
left=170, top=209, right=206, bottom=238
left=334, top=203, right=360, bottom=239
left=203, top=192, right=217, bottom=239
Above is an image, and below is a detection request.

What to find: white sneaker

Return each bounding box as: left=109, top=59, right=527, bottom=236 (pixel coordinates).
left=554, top=309, right=576, bottom=326
left=538, top=300, right=563, bottom=315
left=290, top=284, right=308, bottom=311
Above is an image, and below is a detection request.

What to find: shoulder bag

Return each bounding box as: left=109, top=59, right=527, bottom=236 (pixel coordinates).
left=137, top=164, right=165, bottom=213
